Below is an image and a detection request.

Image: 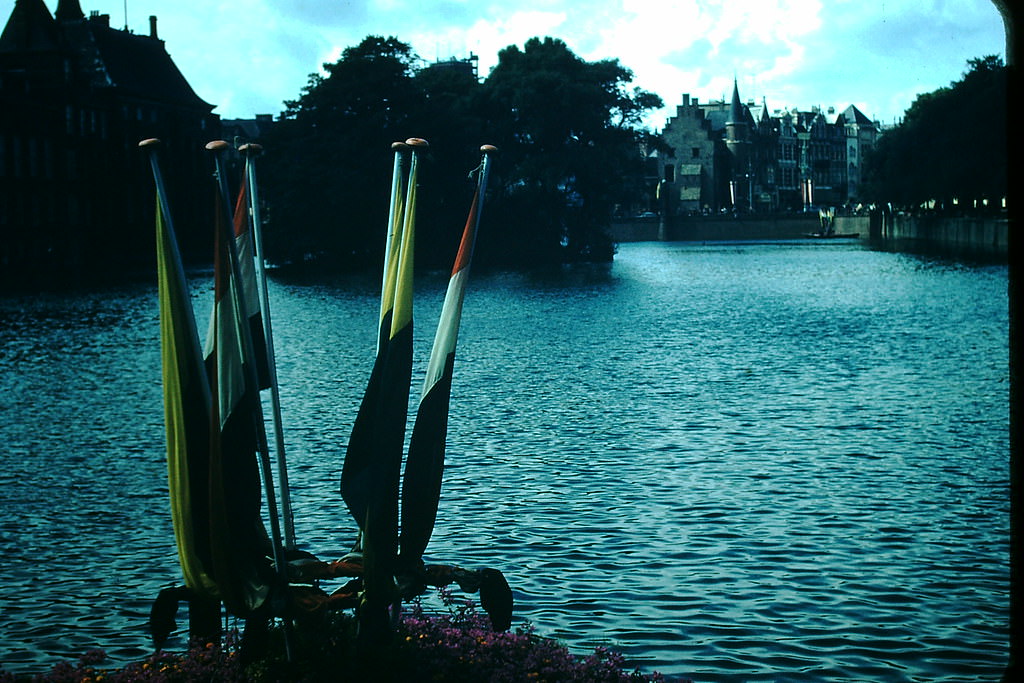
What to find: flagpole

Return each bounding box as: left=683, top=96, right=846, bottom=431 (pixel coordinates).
left=139, top=137, right=222, bottom=643
left=380, top=141, right=410, bottom=345
left=140, top=139, right=190, bottom=314
left=399, top=144, right=497, bottom=565
left=340, top=141, right=416, bottom=545
left=477, top=144, right=497, bottom=225
left=390, top=137, right=426, bottom=340
left=238, top=143, right=296, bottom=552
left=354, top=137, right=428, bottom=648
left=205, top=140, right=290, bottom=597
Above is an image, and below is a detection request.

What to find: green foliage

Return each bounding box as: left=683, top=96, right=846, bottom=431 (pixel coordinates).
left=409, top=62, right=489, bottom=268
left=258, top=35, right=661, bottom=270
left=862, top=56, right=1007, bottom=209
left=477, top=37, right=661, bottom=266
left=261, top=36, right=423, bottom=269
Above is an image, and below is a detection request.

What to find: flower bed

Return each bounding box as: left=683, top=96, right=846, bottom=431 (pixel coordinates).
left=1, top=591, right=680, bottom=682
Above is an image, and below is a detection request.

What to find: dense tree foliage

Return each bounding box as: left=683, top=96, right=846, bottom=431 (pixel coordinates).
left=862, top=56, right=1007, bottom=210
left=477, top=37, right=662, bottom=265
left=259, top=35, right=661, bottom=270
left=260, top=37, right=422, bottom=268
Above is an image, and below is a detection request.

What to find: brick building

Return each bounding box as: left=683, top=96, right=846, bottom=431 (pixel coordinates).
left=658, top=79, right=879, bottom=215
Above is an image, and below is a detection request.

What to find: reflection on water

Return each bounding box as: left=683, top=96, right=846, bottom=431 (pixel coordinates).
left=0, top=241, right=1009, bottom=681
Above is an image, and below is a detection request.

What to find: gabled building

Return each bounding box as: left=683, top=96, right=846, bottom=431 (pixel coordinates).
left=657, top=93, right=720, bottom=214
left=658, top=78, right=879, bottom=215
left=836, top=104, right=877, bottom=202
left=0, top=0, right=218, bottom=283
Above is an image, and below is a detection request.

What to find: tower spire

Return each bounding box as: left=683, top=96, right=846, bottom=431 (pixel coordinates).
left=55, top=0, right=85, bottom=22
left=728, top=77, right=743, bottom=125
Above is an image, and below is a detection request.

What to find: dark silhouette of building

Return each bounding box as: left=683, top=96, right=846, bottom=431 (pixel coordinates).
left=222, top=114, right=274, bottom=149
left=0, top=0, right=218, bottom=284
left=423, top=53, right=480, bottom=79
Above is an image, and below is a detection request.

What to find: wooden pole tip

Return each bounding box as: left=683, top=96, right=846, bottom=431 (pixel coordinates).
left=480, top=144, right=498, bottom=154
left=405, top=137, right=429, bottom=148
left=205, top=140, right=230, bottom=151
left=138, top=138, right=161, bottom=148
left=238, top=143, right=264, bottom=155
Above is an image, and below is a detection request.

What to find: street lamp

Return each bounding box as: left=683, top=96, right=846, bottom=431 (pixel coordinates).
left=746, top=159, right=754, bottom=213
left=797, top=131, right=811, bottom=212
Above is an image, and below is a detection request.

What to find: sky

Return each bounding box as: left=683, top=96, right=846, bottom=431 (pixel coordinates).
left=3, top=0, right=1009, bottom=129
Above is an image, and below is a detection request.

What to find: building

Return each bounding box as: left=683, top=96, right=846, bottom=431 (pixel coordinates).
left=222, top=114, right=275, bottom=148
left=658, top=79, right=878, bottom=215
left=423, top=53, right=480, bottom=80
left=0, top=0, right=218, bottom=282
left=838, top=104, right=878, bottom=202
left=656, top=93, right=719, bottom=215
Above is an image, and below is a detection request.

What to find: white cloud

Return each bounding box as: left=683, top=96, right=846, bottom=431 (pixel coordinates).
left=2, top=0, right=1007, bottom=125
left=426, top=11, right=571, bottom=76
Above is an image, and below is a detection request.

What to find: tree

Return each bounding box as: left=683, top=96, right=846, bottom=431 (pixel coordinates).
left=863, top=56, right=1007, bottom=211
left=260, top=37, right=424, bottom=268
left=258, top=35, right=662, bottom=270
left=408, top=61, right=489, bottom=269
left=477, top=37, right=662, bottom=265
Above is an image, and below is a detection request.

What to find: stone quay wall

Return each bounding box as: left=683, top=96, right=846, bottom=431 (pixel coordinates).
left=869, top=212, right=1008, bottom=261
left=610, top=213, right=1008, bottom=263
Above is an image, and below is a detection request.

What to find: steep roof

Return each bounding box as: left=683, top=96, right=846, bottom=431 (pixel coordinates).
left=694, top=100, right=731, bottom=134
left=727, top=78, right=743, bottom=125
left=1, top=2, right=213, bottom=111
left=0, top=0, right=59, bottom=53
left=841, top=104, right=875, bottom=126
left=88, top=20, right=212, bottom=110
left=748, top=100, right=770, bottom=124
left=55, top=0, right=85, bottom=22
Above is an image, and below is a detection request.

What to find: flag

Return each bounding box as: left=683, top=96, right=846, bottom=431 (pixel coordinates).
left=341, top=143, right=422, bottom=632
left=231, top=173, right=272, bottom=390
left=155, top=189, right=218, bottom=599
left=400, top=150, right=491, bottom=564
left=204, top=183, right=273, bottom=617
left=341, top=144, right=410, bottom=528
left=364, top=157, right=416, bottom=572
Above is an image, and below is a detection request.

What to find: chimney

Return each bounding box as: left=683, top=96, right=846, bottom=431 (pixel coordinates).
left=149, top=15, right=158, bottom=39
left=682, top=94, right=690, bottom=107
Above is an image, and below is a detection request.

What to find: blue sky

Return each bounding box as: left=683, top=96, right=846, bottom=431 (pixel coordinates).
left=3, top=0, right=1008, bottom=128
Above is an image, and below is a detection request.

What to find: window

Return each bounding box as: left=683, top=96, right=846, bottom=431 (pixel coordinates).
left=691, top=147, right=700, bottom=159
left=27, top=138, right=38, bottom=178
left=12, top=136, right=22, bottom=178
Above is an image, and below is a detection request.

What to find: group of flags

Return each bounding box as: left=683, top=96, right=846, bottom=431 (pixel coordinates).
left=340, top=140, right=499, bottom=635
left=146, top=139, right=284, bottom=632
left=145, top=136, right=502, bottom=646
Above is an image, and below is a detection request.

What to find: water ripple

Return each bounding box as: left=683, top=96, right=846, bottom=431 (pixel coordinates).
left=0, top=243, right=1009, bottom=681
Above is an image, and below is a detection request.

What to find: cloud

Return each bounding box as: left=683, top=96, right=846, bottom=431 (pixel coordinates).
left=4, top=0, right=1006, bottom=125
left=269, top=0, right=376, bottom=27
left=401, top=11, right=570, bottom=76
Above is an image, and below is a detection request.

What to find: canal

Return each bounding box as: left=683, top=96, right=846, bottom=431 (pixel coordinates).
left=0, top=240, right=1009, bottom=681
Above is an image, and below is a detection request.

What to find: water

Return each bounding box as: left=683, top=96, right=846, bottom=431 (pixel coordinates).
left=0, top=241, right=1009, bottom=681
